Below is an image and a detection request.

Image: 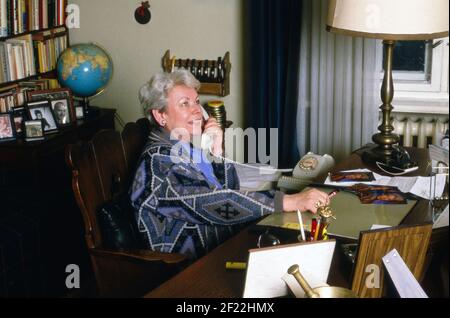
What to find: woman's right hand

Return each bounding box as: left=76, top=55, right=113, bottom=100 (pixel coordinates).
left=283, top=189, right=330, bottom=214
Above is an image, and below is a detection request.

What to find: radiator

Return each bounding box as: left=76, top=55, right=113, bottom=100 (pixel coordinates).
left=392, top=114, right=449, bottom=148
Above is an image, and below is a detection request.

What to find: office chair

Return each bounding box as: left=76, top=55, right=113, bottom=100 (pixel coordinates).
left=66, top=118, right=186, bottom=297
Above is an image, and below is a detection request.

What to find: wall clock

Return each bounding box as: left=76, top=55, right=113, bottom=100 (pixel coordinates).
left=135, top=1, right=151, bottom=25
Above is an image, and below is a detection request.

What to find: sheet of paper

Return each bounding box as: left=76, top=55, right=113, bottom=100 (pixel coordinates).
left=234, top=163, right=281, bottom=191
left=429, top=144, right=449, bottom=165
left=243, top=240, right=335, bottom=298
left=433, top=204, right=449, bottom=229
left=370, top=224, right=391, bottom=230
left=410, top=175, right=447, bottom=200
left=382, top=249, right=428, bottom=298
left=385, top=176, right=418, bottom=193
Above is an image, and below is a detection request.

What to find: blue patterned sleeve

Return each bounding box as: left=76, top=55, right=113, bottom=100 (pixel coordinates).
left=211, top=157, right=240, bottom=190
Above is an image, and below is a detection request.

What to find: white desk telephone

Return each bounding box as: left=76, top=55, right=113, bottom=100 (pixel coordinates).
left=277, top=152, right=335, bottom=191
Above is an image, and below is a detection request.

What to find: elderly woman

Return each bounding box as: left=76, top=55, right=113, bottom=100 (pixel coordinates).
left=130, top=69, right=329, bottom=260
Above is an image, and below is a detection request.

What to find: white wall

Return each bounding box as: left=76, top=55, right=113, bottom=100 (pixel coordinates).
left=68, top=0, right=244, bottom=131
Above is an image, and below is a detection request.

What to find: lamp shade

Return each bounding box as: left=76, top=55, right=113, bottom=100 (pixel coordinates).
left=327, top=0, right=449, bottom=40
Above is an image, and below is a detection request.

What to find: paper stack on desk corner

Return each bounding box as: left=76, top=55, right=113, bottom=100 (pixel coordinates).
left=324, top=169, right=446, bottom=200
left=429, top=144, right=449, bottom=166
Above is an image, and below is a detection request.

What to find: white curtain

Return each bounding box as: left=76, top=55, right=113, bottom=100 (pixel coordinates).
left=296, top=0, right=379, bottom=162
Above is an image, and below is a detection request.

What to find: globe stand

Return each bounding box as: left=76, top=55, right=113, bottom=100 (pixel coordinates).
left=82, top=97, right=90, bottom=115
left=80, top=97, right=99, bottom=118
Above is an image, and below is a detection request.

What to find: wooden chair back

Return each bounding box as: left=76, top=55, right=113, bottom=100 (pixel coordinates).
left=351, top=223, right=432, bottom=298
left=66, top=118, right=186, bottom=297
left=66, top=118, right=150, bottom=249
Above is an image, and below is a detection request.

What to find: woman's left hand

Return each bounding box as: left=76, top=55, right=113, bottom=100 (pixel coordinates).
left=203, top=117, right=224, bottom=156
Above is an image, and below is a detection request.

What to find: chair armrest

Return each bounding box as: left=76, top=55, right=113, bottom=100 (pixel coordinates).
left=90, top=248, right=187, bottom=265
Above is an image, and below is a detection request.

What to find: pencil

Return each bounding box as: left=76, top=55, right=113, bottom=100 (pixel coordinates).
left=314, top=219, right=321, bottom=241
left=310, top=218, right=317, bottom=241
left=297, top=210, right=306, bottom=242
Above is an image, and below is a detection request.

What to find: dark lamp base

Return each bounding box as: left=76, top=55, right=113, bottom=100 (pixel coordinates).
left=362, top=144, right=417, bottom=170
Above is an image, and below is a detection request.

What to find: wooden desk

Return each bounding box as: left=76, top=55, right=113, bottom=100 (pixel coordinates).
left=145, top=147, right=448, bottom=298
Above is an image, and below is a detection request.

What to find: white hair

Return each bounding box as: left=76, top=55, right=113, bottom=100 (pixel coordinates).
left=139, top=69, right=201, bottom=125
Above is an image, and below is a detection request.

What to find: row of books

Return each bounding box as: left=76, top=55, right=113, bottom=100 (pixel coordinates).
left=0, top=77, right=59, bottom=112
left=0, top=27, right=67, bottom=83
left=0, top=33, right=35, bottom=82
left=0, top=0, right=67, bottom=37
left=34, top=28, right=67, bottom=73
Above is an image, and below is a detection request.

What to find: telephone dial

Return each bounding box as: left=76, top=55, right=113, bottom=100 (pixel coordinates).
left=277, top=152, right=335, bottom=191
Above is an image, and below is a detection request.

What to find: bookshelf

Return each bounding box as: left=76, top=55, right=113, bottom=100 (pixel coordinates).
left=0, top=0, right=68, bottom=112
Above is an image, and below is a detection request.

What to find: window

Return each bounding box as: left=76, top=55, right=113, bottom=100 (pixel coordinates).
left=389, top=40, right=431, bottom=81
left=376, top=37, right=449, bottom=114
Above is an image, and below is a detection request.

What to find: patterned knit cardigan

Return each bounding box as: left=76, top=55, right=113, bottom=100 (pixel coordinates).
left=130, top=127, right=284, bottom=260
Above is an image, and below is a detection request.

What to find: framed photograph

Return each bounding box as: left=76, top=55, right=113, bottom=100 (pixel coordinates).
left=24, top=120, right=45, bottom=142
left=27, top=88, right=75, bottom=122
left=0, top=112, right=16, bottom=142
left=27, top=100, right=59, bottom=134
left=75, top=105, right=85, bottom=120
left=50, top=98, right=72, bottom=127
left=12, top=106, right=27, bottom=136
left=27, top=88, right=72, bottom=102
left=19, top=79, right=49, bottom=92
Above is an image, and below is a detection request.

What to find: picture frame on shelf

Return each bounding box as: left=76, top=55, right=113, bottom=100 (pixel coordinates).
left=18, top=79, right=49, bottom=91
left=27, top=100, right=59, bottom=134
left=12, top=106, right=27, bottom=136
left=27, top=88, right=73, bottom=102
left=50, top=98, right=72, bottom=127
left=27, top=88, right=75, bottom=123
left=0, top=112, right=16, bottom=142
left=24, top=120, right=45, bottom=142
left=17, top=79, right=51, bottom=105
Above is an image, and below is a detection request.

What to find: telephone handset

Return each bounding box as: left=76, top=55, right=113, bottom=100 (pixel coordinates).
left=200, top=106, right=214, bottom=151
left=199, top=105, right=293, bottom=174
left=277, top=152, right=335, bottom=191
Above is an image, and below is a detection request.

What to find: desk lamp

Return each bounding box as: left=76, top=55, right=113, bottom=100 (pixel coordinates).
left=326, top=0, right=449, bottom=169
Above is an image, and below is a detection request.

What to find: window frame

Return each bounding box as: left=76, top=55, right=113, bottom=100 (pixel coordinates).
left=375, top=37, right=449, bottom=115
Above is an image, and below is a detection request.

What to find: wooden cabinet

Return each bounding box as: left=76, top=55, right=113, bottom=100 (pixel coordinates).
left=0, top=107, right=115, bottom=297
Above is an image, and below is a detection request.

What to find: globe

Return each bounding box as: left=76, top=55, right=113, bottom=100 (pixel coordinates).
left=57, top=43, right=113, bottom=99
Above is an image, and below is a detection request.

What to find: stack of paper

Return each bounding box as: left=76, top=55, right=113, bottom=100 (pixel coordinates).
left=429, top=144, right=449, bottom=166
